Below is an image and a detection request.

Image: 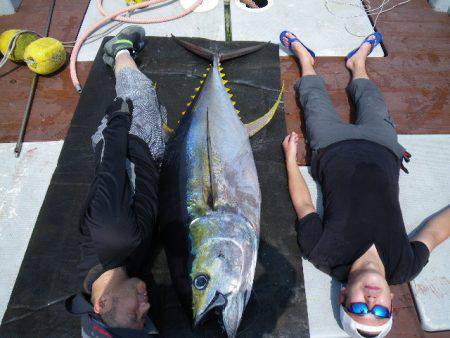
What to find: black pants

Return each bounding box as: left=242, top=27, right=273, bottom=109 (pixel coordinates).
left=80, top=107, right=159, bottom=272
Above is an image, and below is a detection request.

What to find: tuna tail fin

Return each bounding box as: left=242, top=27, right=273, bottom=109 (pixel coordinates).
left=245, top=83, right=284, bottom=137
left=219, top=42, right=270, bottom=62
left=171, top=35, right=269, bottom=62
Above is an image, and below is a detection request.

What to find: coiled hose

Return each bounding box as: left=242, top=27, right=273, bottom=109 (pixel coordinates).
left=70, top=0, right=203, bottom=92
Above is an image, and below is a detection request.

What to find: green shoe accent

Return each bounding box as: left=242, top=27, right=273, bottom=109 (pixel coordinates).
left=103, top=25, right=146, bottom=68
left=113, top=39, right=134, bottom=48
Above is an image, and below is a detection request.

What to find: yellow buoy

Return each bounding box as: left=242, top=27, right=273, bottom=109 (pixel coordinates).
left=125, top=0, right=147, bottom=4
left=23, top=37, right=66, bottom=75
left=0, top=29, right=39, bottom=62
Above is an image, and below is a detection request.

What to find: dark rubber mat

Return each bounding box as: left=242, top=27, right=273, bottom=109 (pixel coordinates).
left=0, top=37, right=308, bottom=337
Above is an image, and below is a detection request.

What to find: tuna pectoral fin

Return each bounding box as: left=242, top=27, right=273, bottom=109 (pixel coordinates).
left=245, top=84, right=284, bottom=137
left=171, top=35, right=269, bottom=62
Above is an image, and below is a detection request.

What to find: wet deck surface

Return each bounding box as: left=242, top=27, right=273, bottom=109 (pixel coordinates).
left=0, top=0, right=91, bottom=143
left=0, top=0, right=449, bottom=336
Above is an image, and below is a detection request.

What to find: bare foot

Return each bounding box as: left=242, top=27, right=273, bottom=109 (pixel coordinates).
left=282, top=32, right=315, bottom=67
left=345, top=35, right=376, bottom=72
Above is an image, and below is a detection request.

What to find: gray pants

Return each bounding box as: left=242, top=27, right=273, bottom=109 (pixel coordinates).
left=115, top=67, right=167, bottom=163
left=296, top=75, right=405, bottom=161
left=91, top=67, right=167, bottom=191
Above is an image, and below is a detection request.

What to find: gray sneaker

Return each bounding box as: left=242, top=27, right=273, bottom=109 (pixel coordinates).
left=103, top=25, right=146, bottom=68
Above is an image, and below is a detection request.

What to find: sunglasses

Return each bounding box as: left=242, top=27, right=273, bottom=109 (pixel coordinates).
left=345, top=302, right=391, bottom=319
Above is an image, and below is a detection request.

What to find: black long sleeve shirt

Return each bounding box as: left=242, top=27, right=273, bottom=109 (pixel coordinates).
left=78, top=109, right=159, bottom=293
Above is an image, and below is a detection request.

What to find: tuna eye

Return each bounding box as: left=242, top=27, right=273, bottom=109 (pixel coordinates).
left=193, top=274, right=209, bottom=290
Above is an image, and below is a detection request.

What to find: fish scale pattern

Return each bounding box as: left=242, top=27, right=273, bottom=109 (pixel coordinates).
left=116, top=67, right=167, bottom=163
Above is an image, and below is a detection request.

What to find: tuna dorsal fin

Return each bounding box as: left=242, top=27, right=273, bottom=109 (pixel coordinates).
left=245, top=84, right=284, bottom=137
left=205, top=108, right=217, bottom=206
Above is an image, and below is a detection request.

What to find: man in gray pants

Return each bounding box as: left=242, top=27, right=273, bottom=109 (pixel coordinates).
left=281, top=32, right=450, bottom=338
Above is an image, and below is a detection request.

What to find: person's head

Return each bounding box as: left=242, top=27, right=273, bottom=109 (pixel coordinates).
left=92, top=277, right=150, bottom=330
left=339, top=269, right=394, bottom=337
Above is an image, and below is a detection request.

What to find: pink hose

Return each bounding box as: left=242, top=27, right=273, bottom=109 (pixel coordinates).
left=70, top=0, right=203, bottom=92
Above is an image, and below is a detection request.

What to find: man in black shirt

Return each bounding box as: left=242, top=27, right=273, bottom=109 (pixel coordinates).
left=281, top=31, right=450, bottom=337
left=66, top=26, right=165, bottom=337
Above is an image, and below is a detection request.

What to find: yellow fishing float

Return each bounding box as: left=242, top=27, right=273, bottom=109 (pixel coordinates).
left=124, top=0, right=147, bottom=4
left=23, top=37, right=66, bottom=75
left=0, top=29, right=39, bottom=62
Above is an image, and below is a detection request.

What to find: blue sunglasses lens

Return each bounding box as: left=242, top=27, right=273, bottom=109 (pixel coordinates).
left=372, top=305, right=390, bottom=318
left=349, top=303, right=369, bottom=315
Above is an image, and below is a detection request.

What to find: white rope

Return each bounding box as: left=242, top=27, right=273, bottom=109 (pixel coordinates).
left=324, top=0, right=412, bottom=37
left=0, top=30, right=37, bottom=68
left=61, top=15, right=129, bottom=48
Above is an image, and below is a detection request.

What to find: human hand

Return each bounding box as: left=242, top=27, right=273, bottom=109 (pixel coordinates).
left=282, top=132, right=299, bottom=164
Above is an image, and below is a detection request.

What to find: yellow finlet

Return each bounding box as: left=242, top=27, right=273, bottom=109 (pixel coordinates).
left=200, top=80, right=204, bottom=84
left=202, top=73, right=207, bottom=77
left=225, top=88, right=231, bottom=92
left=220, top=73, right=225, bottom=78
left=228, top=93, right=233, bottom=98
left=206, top=67, right=211, bottom=71
left=181, top=111, right=186, bottom=116
left=191, top=95, right=195, bottom=99
left=235, top=109, right=240, bottom=114
left=223, top=79, right=228, bottom=85
left=187, top=102, right=192, bottom=107
left=163, top=123, right=174, bottom=134
left=231, top=100, right=236, bottom=106
left=219, top=66, right=224, bottom=71
left=195, top=86, right=200, bottom=92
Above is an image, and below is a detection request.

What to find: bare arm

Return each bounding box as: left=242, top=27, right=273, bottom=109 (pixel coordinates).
left=283, top=132, right=316, bottom=219
left=412, top=206, right=450, bottom=252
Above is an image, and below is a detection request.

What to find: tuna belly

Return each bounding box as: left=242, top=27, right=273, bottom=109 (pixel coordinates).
left=207, top=106, right=261, bottom=230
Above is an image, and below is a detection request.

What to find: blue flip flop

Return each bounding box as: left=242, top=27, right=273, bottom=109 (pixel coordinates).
left=346, top=32, right=382, bottom=60
left=279, top=31, right=316, bottom=58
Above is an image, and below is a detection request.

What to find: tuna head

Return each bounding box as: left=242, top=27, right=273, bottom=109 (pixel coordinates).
left=190, top=212, right=258, bottom=337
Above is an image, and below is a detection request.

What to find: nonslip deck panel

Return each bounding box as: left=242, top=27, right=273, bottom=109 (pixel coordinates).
left=0, top=141, right=64, bottom=324
left=0, top=37, right=309, bottom=337
left=230, top=0, right=384, bottom=57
